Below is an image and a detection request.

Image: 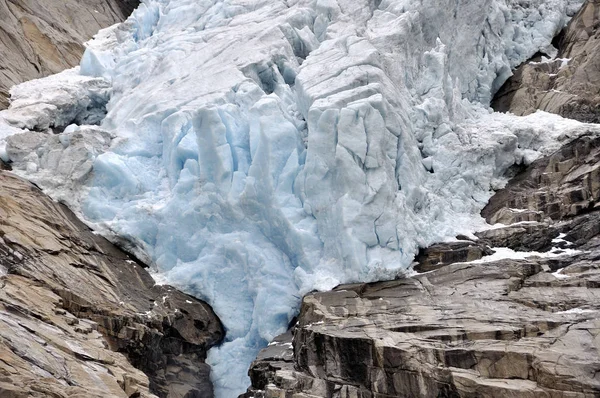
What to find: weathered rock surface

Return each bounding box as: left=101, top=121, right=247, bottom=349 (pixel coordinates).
left=245, top=260, right=600, bottom=398
left=492, top=0, right=600, bottom=122
left=242, top=131, right=600, bottom=397
left=481, top=133, right=600, bottom=223
left=0, top=171, right=223, bottom=397
left=0, top=273, right=156, bottom=398
left=414, top=239, right=494, bottom=273
left=0, top=0, right=138, bottom=109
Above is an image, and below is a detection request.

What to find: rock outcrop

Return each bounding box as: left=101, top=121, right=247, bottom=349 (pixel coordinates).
left=0, top=0, right=138, bottom=109
left=0, top=171, right=223, bottom=397
left=414, top=240, right=493, bottom=273
left=492, top=0, right=600, bottom=122
left=242, top=130, right=600, bottom=397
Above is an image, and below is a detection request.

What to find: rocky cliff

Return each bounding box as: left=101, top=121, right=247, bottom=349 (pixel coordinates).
left=492, top=0, right=600, bottom=122
left=0, top=0, right=137, bottom=109
left=0, top=170, right=223, bottom=397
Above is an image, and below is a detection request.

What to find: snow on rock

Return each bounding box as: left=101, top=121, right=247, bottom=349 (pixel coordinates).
left=469, top=246, right=582, bottom=264
left=556, top=307, right=597, bottom=314
left=0, top=0, right=597, bottom=396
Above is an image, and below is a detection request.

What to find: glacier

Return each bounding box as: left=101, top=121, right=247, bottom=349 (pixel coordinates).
left=0, top=0, right=597, bottom=396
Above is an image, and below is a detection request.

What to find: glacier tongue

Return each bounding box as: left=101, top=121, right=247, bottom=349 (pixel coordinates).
left=0, top=0, right=595, bottom=396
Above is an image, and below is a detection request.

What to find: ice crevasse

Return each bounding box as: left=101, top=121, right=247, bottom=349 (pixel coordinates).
left=0, top=0, right=597, bottom=396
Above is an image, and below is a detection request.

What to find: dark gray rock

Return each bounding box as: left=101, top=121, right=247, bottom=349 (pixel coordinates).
left=481, top=133, right=600, bottom=223
left=414, top=240, right=493, bottom=273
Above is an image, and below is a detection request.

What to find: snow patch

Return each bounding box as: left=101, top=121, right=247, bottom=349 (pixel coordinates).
left=556, top=308, right=596, bottom=314
left=470, top=247, right=581, bottom=264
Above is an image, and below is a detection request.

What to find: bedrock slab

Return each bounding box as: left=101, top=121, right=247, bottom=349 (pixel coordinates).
left=242, top=255, right=600, bottom=398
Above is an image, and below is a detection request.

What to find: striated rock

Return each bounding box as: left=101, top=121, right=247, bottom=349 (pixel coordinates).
left=476, top=120, right=600, bottom=257
left=240, top=331, right=296, bottom=398
left=243, top=256, right=600, bottom=398
left=0, top=274, right=156, bottom=398
left=0, top=171, right=223, bottom=397
left=475, top=222, right=557, bottom=252
left=492, top=0, right=600, bottom=122
left=482, top=133, right=600, bottom=222
left=0, top=0, right=138, bottom=109
left=414, top=240, right=493, bottom=273
left=243, top=133, right=600, bottom=398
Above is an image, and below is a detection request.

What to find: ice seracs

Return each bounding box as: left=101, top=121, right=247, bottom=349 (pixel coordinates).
left=0, top=0, right=597, bottom=396
left=2, top=68, right=110, bottom=131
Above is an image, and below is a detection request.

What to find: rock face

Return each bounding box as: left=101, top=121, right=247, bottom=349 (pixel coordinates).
left=0, top=171, right=223, bottom=397
left=492, top=0, right=600, bottom=122
left=242, top=131, right=600, bottom=397
left=481, top=133, right=600, bottom=222
left=0, top=0, right=138, bottom=109
left=246, top=261, right=600, bottom=398
left=414, top=240, right=493, bottom=273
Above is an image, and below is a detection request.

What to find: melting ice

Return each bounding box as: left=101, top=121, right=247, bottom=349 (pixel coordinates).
left=0, top=0, right=596, bottom=396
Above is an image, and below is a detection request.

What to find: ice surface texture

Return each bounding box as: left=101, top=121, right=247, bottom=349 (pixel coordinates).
left=0, top=0, right=597, bottom=395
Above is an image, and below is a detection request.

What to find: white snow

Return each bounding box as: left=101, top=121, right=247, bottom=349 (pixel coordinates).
left=556, top=307, right=596, bottom=314
left=0, top=0, right=595, bottom=396
left=530, top=56, right=571, bottom=69
left=552, top=268, right=571, bottom=279
left=552, top=232, right=574, bottom=246
left=470, top=246, right=581, bottom=264
left=479, top=220, right=544, bottom=231
left=149, top=270, right=170, bottom=286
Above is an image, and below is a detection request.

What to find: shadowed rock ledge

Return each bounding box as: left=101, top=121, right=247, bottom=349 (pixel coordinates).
left=0, top=0, right=138, bottom=109
left=0, top=171, right=223, bottom=397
